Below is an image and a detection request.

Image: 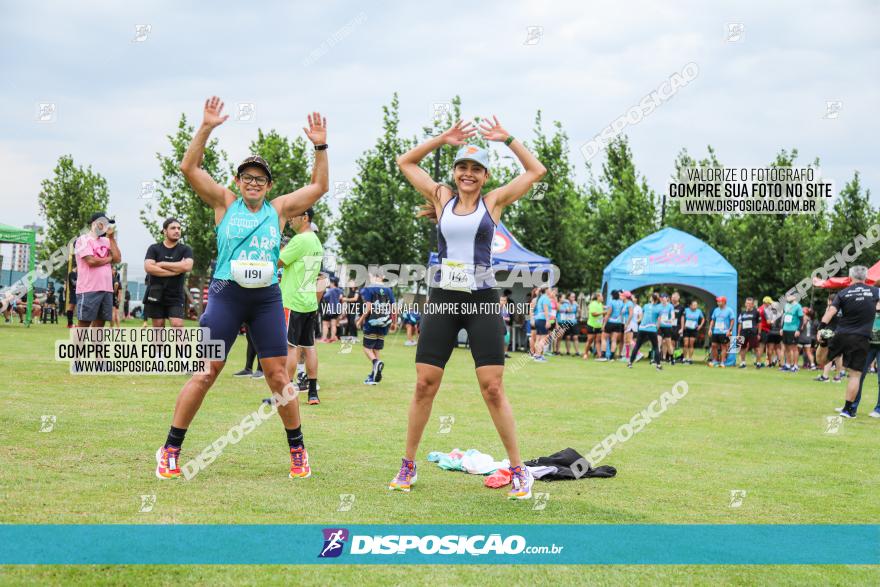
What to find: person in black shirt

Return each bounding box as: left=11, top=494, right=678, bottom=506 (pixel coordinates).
left=143, top=218, right=194, bottom=327
left=815, top=294, right=845, bottom=381
left=819, top=265, right=880, bottom=418
left=43, top=283, right=58, bottom=324
left=670, top=291, right=684, bottom=359
left=65, top=269, right=77, bottom=328
left=797, top=307, right=817, bottom=369
left=341, top=278, right=361, bottom=340
left=111, top=266, right=122, bottom=327
left=736, top=297, right=760, bottom=368
left=852, top=305, right=880, bottom=418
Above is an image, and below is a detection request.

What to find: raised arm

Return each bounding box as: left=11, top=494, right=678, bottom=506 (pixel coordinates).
left=480, top=116, right=547, bottom=219
left=272, top=113, right=330, bottom=219
left=179, top=97, right=236, bottom=222
left=397, top=121, right=476, bottom=218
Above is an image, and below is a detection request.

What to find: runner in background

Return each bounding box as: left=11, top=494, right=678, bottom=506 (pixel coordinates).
left=681, top=299, right=704, bottom=365
left=736, top=297, right=760, bottom=369
left=583, top=291, right=604, bottom=360
left=600, top=290, right=624, bottom=361
left=622, top=291, right=639, bottom=361
left=627, top=291, right=662, bottom=370
left=357, top=269, right=397, bottom=384
left=708, top=296, right=735, bottom=367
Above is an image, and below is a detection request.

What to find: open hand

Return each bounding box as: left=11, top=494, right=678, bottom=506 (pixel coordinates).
left=440, top=120, right=477, bottom=146
left=478, top=115, right=510, bottom=143
left=203, top=96, right=229, bottom=128
left=303, top=112, right=327, bottom=145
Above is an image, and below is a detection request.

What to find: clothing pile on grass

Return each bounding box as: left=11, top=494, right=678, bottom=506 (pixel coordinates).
left=427, top=447, right=615, bottom=489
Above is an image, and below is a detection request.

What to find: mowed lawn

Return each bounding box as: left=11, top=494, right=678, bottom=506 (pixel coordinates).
left=0, top=320, right=878, bottom=585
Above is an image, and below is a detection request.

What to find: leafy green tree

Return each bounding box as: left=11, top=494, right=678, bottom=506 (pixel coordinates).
left=825, top=171, right=875, bottom=266
left=584, top=135, right=658, bottom=289
left=336, top=94, right=423, bottom=266
left=38, top=154, right=110, bottom=281
left=245, top=129, right=333, bottom=240
left=664, top=146, right=733, bottom=252
left=140, top=114, right=229, bottom=280
left=504, top=112, right=590, bottom=289
left=728, top=149, right=831, bottom=303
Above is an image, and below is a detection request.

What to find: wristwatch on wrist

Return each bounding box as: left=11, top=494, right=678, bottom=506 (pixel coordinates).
left=315, top=144, right=329, bottom=151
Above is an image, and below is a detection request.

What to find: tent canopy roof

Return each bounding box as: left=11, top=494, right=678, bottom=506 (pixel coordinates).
left=812, top=259, right=880, bottom=289
left=602, top=227, right=738, bottom=308
left=0, top=223, right=36, bottom=245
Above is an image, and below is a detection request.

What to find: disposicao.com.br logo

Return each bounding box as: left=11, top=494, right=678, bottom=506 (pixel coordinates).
left=318, top=528, right=563, bottom=558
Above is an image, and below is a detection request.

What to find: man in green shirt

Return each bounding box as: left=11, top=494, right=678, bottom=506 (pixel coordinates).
left=279, top=208, right=324, bottom=405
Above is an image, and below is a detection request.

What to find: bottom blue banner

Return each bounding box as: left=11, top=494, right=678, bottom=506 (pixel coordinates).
left=0, top=525, right=877, bottom=564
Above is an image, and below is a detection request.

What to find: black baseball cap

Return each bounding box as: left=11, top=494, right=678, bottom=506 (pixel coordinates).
left=88, top=212, right=115, bottom=225
left=237, top=156, right=272, bottom=182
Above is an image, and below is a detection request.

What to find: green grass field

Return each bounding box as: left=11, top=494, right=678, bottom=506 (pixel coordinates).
left=1, top=320, right=878, bottom=585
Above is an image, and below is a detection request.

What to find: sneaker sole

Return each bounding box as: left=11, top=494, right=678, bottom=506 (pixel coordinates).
left=233, top=373, right=253, bottom=378
left=155, top=447, right=180, bottom=480
left=289, top=470, right=312, bottom=479
left=308, top=399, right=320, bottom=405
left=507, top=490, right=532, bottom=500
left=389, top=474, right=417, bottom=491
left=375, top=362, right=384, bottom=382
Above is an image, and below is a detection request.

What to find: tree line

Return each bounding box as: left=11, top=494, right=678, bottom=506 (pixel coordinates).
left=36, top=95, right=874, bottom=306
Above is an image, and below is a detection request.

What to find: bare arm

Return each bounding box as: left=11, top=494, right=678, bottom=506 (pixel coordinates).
left=273, top=113, right=330, bottom=219
left=83, top=255, right=112, bottom=268
left=397, top=121, right=476, bottom=217
left=480, top=116, right=547, bottom=219
left=107, top=232, right=121, bottom=264
left=144, top=259, right=177, bottom=277
left=156, top=259, right=193, bottom=273
left=179, top=97, right=236, bottom=221
left=356, top=302, right=372, bottom=327
left=820, top=305, right=838, bottom=325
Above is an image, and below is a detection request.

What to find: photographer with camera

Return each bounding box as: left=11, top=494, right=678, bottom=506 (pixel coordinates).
left=143, top=218, right=193, bottom=328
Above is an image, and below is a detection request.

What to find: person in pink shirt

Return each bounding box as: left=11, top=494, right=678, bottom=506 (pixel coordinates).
left=74, top=212, right=121, bottom=327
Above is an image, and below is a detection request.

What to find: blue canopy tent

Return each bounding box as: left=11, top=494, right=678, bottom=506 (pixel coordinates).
left=428, top=222, right=553, bottom=350
left=602, top=227, right=738, bottom=364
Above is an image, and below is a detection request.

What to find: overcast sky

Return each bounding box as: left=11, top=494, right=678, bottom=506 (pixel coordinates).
left=2, top=0, right=877, bottom=281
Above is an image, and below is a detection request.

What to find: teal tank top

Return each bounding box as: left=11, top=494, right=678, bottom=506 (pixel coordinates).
left=213, top=198, right=281, bottom=284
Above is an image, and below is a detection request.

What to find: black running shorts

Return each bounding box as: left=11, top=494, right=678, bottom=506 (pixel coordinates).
left=285, top=308, right=317, bottom=348
left=604, top=322, right=624, bottom=334
left=827, top=332, right=869, bottom=371
left=415, top=288, right=505, bottom=369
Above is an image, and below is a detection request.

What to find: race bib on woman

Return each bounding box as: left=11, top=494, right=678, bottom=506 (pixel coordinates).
left=685, top=319, right=697, bottom=329
left=438, top=259, right=474, bottom=293
left=230, top=260, right=274, bottom=288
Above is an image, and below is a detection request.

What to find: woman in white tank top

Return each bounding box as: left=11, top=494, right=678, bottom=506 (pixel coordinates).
left=390, top=117, right=547, bottom=500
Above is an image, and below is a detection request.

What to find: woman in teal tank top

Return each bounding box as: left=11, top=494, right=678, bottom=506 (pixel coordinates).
left=154, top=96, right=329, bottom=482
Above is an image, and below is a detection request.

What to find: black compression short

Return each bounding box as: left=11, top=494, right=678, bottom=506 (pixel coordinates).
left=415, top=287, right=505, bottom=369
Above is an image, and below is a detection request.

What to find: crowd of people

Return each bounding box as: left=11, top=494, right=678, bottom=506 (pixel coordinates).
left=516, top=283, right=879, bottom=383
